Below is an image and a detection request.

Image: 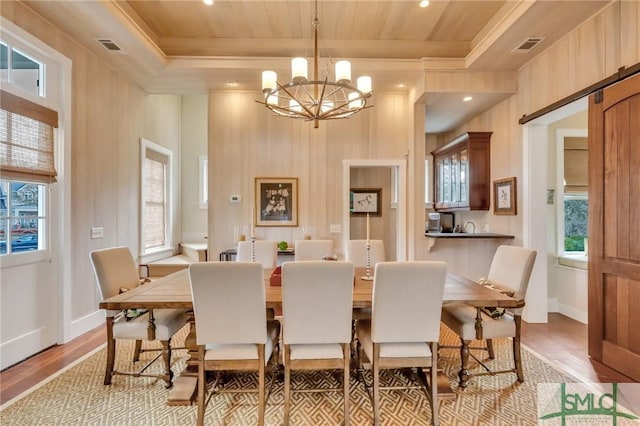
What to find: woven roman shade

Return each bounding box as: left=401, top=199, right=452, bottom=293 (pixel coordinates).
left=143, top=150, right=167, bottom=250
left=0, top=90, right=58, bottom=183
left=563, top=136, right=587, bottom=193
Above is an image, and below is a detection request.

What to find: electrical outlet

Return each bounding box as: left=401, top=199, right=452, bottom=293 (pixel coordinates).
left=230, top=195, right=242, bottom=203
left=91, top=227, right=104, bottom=239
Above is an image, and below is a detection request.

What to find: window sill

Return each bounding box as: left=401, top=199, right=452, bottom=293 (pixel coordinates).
left=558, top=254, right=587, bottom=270
left=140, top=247, right=175, bottom=265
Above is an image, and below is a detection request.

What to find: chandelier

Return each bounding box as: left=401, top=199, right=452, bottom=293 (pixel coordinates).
left=257, top=0, right=373, bottom=128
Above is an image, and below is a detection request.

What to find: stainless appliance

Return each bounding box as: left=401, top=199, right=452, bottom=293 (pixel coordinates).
left=427, top=213, right=441, bottom=233
left=427, top=212, right=455, bottom=233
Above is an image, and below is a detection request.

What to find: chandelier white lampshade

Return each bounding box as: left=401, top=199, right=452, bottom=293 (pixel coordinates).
left=335, top=60, right=351, bottom=83
left=357, top=76, right=372, bottom=94
left=262, top=71, right=277, bottom=92
left=256, top=0, right=372, bottom=128
left=290, top=99, right=302, bottom=113
left=267, top=94, right=278, bottom=106
left=291, top=57, right=308, bottom=83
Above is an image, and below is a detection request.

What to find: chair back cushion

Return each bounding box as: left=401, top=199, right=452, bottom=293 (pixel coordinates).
left=189, top=262, right=267, bottom=345
left=345, top=239, right=385, bottom=268
left=487, top=245, right=537, bottom=302
left=236, top=240, right=277, bottom=269
left=282, top=261, right=354, bottom=344
left=293, top=239, right=333, bottom=261
left=371, top=261, right=446, bottom=343
left=90, top=246, right=141, bottom=300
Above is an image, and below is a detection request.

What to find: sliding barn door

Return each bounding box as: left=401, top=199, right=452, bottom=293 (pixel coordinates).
left=588, top=72, right=640, bottom=381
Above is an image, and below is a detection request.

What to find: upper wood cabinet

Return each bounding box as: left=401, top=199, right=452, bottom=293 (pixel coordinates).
left=431, top=132, right=491, bottom=211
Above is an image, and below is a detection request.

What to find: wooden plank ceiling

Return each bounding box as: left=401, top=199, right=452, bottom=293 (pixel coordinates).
left=20, top=0, right=612, bottom=132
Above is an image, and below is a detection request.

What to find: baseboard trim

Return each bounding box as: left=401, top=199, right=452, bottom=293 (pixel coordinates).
left=557, top=303, right=587, bottom=324
left=68, top=310, right=104, bottom=343
left=0, top=327, right=55, bottom=370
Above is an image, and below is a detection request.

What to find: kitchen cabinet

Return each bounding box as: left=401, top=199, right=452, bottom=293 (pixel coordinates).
left=431, top=132, right=491, bottom=211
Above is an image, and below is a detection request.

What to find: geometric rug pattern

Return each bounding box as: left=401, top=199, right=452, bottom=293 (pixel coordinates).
left=0, top=325, right=575, bottom=425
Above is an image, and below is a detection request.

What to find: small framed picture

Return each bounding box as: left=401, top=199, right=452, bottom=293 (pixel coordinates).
left=255, top=177, right=298, bottom=227
left=350, top=188, right=382, bottom=216
left=493, top=177, right=517, bottom=215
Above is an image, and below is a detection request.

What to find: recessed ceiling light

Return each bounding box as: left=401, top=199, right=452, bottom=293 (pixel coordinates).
left=397, top=83, right=406, bottom=89
left=419, top=0, right=430, bottom=8
left=203, top=0, right=213, bottom=5
left=226, top=80, right=238, bottom=86
left=463, top=96, right=473, bottom=102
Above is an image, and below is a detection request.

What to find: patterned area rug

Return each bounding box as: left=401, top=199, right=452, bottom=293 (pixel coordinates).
left=0, top=325, right=573, bottom=425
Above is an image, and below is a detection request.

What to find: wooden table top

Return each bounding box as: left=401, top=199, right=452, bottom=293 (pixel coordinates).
left=99, top=267, right=521, bottom=311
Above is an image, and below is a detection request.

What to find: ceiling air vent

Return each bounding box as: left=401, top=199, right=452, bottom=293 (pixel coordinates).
left=96, top=38, right=125, bottom=54
left=511, top=36, right=545, bottom=53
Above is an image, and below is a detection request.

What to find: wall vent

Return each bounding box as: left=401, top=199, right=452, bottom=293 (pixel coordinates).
left=96, top=38, right=125, bottom=54
left=511, top=36, right=545, bottom=53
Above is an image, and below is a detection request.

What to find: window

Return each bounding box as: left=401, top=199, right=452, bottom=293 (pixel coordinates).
left=563, top=194, right=588, bottom=252
left=0, top=180, right=46, bottom=255
left=0, top=41, right=44, bottom=97
left=556, top=129, right=588, bottom=264
left=140, top=138, right=172, bottom=254
left=0, top=82, right=57, bottom=259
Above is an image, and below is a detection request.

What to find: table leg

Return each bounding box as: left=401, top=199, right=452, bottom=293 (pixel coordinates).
left=167, top=310, right=199, bottom=406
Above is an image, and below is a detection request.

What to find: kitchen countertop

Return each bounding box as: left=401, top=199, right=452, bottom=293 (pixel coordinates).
left=424, top=232, right=514, bottom=238
left=424, top=232, right=514, bottom=251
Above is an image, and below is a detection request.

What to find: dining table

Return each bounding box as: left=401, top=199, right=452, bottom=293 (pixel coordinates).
left=99, top=266, right=521, bottom=405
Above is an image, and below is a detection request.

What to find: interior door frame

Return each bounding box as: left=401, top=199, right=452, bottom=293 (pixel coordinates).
left=521, top=97, right=588, bottom=323
left=342, top=159, right=407, bottom=261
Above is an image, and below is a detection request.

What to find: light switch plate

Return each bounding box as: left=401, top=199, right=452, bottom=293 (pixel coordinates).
left=91, top=227, right=104, bottom=239
left=230, top=195, right=242, bottom=203
left=329, top=224, right=342, bottom=233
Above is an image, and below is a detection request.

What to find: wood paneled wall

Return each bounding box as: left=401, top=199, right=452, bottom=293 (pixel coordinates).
left=1, top=3, right=181, bottom=325
left=207, top=91, right=409, bottom=259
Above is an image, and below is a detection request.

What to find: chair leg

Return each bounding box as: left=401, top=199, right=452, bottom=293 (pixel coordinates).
left=486, top=339, right=495, bottom=359
left=104, top=318, right=116, bottom=385
left=284, top=345, right=291, bottom=426
left=458, top=339, right=471, bottom=389
left=430, top=342, right=439, bottom=426
left=133, top=340, right=143, bottom=362
left=372, top=344, right=380, bottom=426
left=161, top=340, right=173, bottom=388
left=343, top=343, right=350, bottom=426
left=258, top=345, right=266, bottom=426
left=514, top=316, right=524, bottom=382
left=197, top=349, right=205, bottom=426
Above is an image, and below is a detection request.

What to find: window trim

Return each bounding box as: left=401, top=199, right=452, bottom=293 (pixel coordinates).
left=424, top=156, right=433, bottom=208
left=140, top=138, right=173, bottom=259
left=198, top=154, right=207, bottom=209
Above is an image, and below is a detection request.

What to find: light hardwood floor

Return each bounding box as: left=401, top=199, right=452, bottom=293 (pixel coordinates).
left=0, top=313, right=633, bottom=406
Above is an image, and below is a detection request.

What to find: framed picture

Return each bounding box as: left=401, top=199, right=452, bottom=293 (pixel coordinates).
left=493, top=177, right=517, bottom=215
left=255, top=177, right=298, bottom=227
left=350, top=188, right=382, bottom=216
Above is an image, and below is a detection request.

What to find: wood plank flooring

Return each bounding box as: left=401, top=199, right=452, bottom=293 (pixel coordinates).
left=0, top=313, right=633, bottom=406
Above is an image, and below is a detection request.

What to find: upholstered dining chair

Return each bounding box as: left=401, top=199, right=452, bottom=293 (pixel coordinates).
left=345, top=239, right=385, bottom=268
left=189, top=262, right=280, bottom=426
left=281, top=260, right=355, bottom=426
left=440, top=245, right=537, bottom=388
left=90, top=246, right=188, bottom=388
left=293, top=239, right=333, bottom=261
left=356, top=261, right=447, bottom=426
left=237, top=240, right=277, bottom=269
